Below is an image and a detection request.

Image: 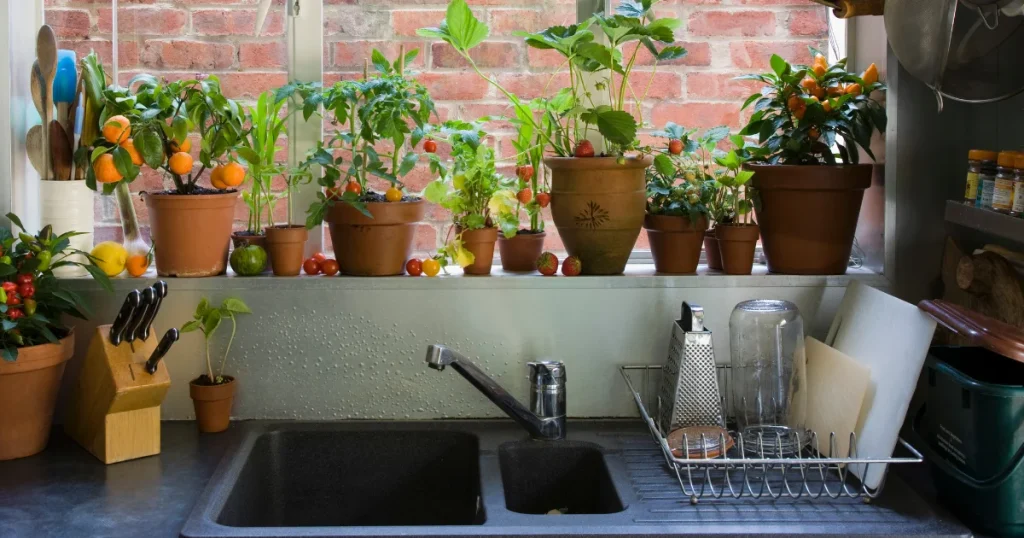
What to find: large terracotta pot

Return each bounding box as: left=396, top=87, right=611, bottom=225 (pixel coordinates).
left=645, top=214, right=708, bottom=274
left=498, top=231, right=546, bottom=272
left=716, top=223, right=760, bottom=275
left=749, top=164, right=872, bottom=275
left=0, top=334, right=74, bottom=460
left=144, top=191, right=238, bottom=277
left=704, top=228, right=723, bottom=271
left=546, top=156, right=652, bottom=275
left=326, top=200, right=426, bottom=276
left=460, top=227, right=498, bottom=276
left=190, top=376, right=236, bottom=433
left=265, top=225, right=308, bottom=277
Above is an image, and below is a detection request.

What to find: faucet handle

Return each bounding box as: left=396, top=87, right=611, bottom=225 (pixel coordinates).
left=528, top=361, right=566, bottom=385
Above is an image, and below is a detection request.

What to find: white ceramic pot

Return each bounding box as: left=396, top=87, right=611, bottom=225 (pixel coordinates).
left=39, top=180, right=94, bottom=277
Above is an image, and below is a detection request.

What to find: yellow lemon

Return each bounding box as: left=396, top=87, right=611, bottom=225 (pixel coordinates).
left=90, top=241, right=129, bottom=277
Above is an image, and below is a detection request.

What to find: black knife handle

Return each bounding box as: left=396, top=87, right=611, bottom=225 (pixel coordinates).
left=136, top=285, right=163, bottom=341
left=145, top=328, right=179, bottom=374
left=126, top=288, right=154, bottom=345
left=109, top=290, right=141, bottom=346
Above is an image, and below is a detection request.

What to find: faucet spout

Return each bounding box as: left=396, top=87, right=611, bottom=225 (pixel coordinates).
left=425, top=344, right=566, bottom=441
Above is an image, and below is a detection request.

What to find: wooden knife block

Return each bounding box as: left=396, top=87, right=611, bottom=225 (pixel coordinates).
left=64, top=324, right=170, bottom=464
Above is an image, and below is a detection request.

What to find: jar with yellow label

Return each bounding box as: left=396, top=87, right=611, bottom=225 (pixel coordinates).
left=968, top=150, right=998, bottom=208
left=1012, top=153, right=1024, bottom=217
left=992, top=151, right=1018, bottom=213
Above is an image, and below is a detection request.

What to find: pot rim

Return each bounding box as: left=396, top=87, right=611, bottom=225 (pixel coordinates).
left=189, top=376, right=237, bottom=401
left=746, top=163, right=873, bottom=190
left=327, top=198, right=426, bottom=226
left=498, top=230, right=547, bottom=240
left=715, top=222, right=761, bottom=241
left=544, top=155, right=653, bottom=170
left=644, top=213, right=709, bottom=232
left=0, top=333, right=75, bottom=375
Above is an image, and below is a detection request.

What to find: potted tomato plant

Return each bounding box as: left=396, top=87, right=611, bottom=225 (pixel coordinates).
left=180, top=296, right=251, bottom=433
left=709, top=143, right=758, bottom=275
left=85, top=75, right=247, bottom=277
left=0, top=214, right=111, bottom=460
left=296, top=49, right=436, bottom=276
left=421, top=0, right=685, bottom=274
left=738, top=52, right=884, bottom=275
left=424, top=122, right=518, bottom=276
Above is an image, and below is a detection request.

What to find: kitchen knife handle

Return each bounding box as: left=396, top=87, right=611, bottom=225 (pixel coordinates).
left=136, top=284, right=164, bottom=341
left=126, top=288, right=155, bottom=345
left=145, top=328, right=179, bottom=374
left=109, top=290, right=141, bottom=346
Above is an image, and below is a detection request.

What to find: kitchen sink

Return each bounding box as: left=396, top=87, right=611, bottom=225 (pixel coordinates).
left=498, top=441, right=625, bottom=515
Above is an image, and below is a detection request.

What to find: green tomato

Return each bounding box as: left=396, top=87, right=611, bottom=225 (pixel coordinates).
left=24, top=298, right=36, bottom=316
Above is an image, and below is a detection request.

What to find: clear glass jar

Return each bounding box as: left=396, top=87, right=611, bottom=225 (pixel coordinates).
left=729, top=299, right=808, bottom=456
left=965, top=150, right=998, bottom=206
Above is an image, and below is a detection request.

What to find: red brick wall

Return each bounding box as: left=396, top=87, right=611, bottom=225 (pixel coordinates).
left=44, top=0, right=827, bottom=257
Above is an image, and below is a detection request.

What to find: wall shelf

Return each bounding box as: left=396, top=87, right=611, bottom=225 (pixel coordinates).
left=945, top=201, right=1024, bottom=244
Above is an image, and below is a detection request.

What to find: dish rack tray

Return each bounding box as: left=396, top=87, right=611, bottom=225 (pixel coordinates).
left=620, top=365, right=923, bottom=503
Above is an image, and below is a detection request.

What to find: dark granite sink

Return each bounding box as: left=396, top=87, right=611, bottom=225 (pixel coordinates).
left=498, top=441, right=624, bottom=515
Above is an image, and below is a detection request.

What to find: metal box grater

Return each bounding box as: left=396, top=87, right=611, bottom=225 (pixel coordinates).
left=658, top=302, right=724, bottom=433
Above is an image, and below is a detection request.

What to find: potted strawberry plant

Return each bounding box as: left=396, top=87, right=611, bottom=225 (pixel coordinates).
left=296, top=49, right=435, bottom=276
left=421, top=0, right=685, bottom=275
left=0, top=214, right=111, bottom=460
left=499, top=106, right=553, bottom=272
left=738, top=52, right=885, bottom=274
left=180, top=296, right=251, bottom=433
left=85, top=75, right=247, bottom=277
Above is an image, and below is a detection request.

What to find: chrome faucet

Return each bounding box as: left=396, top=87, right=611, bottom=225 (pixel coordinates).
left=425, top=344, right=566, bottom=440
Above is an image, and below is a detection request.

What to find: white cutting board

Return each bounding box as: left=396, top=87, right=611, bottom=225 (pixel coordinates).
left=825, top=281, right=937, bottom=489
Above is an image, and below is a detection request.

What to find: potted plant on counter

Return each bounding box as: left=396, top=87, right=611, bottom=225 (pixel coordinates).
left=421, top=0, right=686, bottom=274
left=0, top=214, right=111, bottom=460
left=296, top=49, right=436, bottom=276
left=180, top=296, right=251, bottom=433
left=498, top=108, right=553, bottom=272
left=711, top=142, right=758, bottom=275
left=738, top=52, right=884, bottom=274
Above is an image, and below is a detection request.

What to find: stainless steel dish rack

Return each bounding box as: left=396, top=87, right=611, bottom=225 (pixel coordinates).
left=620, top=365, right=923, bottom=503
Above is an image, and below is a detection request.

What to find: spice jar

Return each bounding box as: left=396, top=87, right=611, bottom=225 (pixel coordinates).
left=966, top=150, right=998, bottom=206
left=1012, top=153, right=1024, bottom=217
left=974, top=151, right=1000, bottom=209
left=993, top=151, right=1018, bottom=213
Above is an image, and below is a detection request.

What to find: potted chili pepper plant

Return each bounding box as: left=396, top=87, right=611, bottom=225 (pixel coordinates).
left=737, top=52, right=885, bottom=274
left=0, top=214, right=112, bottom=460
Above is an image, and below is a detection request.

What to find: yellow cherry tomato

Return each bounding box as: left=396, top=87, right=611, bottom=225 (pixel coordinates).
left=385, top=187, right=403, bottom=202
left=422, top=258, right=440, bottom=277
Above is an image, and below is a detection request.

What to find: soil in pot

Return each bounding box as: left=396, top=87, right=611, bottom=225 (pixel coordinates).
left=645, top=214, right=708, bottom=274
left=265, top=225, right=308, bottom=276
left=190, top=375, right=236, bottom=433
left=326, top=194, right=426, bottom=276
left=749, top=164, right=872, bottom=275
left=716, top=224, right=760, bottom=275
left=232, top=231, right=266, bottom=250
left=144, top=189, right=238, bottom=277
left=498, top=230, right=546, bottom=272
left=546, top=156, right=652, bottom=275
left=460, top=227, right=499, bottom=275
left=0, top=334, right=74, bottom=460
left=704, top=228, right=723, bottom=271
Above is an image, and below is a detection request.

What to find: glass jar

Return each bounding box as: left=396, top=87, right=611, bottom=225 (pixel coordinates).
left=1012, top=154, right=1024, bottom=218
left=993, top=151, right=1018, bottom=213
left=965, top=150, right=998, bottom=206
left=729, top=300, right=808, bottom=456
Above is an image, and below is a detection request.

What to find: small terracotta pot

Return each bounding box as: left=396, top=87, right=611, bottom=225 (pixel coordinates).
left=326, top=200, right=426, bottom=276
left=498, top=231, right=546, bottom=272
left=460, top=227, right=499, bottom=275
left=190, top=376, right=236, bottom=433
left=716, top=224, right=760, bottom=275
left=749, top=164, right=872, bottom=275
left=265, top=225, right=308, bottom=277
left=704, top=228, right=723, bottom=271
left=0, top=334, right=74, bottom=460
left=645, top=214, right=709, bottom=274
left=232, top=232, right=266, bottom=250
left=546, top=156, right=652, bottom=275
left=145, top=191, right=238, bottom=277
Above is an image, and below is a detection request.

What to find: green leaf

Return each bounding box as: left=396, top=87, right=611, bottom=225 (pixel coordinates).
left=237, top=147, right=261, bottom=166
left=202, top=309, right=222, bottom=337
left=2, top=347, right=17, bottom=362
left=445, top=0, right=489, bottom=51
left=196, top=297, right=211, bottom=318
left=221, top=298, right=251, bottom=315
left=371, top=49, right=391, bottom=74
left=181, top=320, right=201, bottom=334
left=398, top=152, right=419, bottom=177
left=770, top=54, right=788, bottom=77
left=424, top=179, right=448, bottom=203
left=83, top=264, right=114, bottom=292
left=6, top=213, right=25, bottom=231
left=135, top=130, right=165, bottom=170
left=594, top=109, right=637, bottom=146
left=171, top=116, right=189, bottom=145
left=653, top=154, right=675, bottom=177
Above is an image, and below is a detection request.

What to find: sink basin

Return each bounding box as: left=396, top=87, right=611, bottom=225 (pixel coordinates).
left=498, top=440, right=626, bottom=515
left=216, top=429, right=484, bottom=527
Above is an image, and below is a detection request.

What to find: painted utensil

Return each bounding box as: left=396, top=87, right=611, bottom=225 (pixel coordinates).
left=53, top=49, right=77, bottom=152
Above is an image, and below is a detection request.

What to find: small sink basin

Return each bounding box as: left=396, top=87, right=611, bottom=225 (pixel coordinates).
left=498, top=440, right=626, bottom=515
left=217, top=430, right=485, bottom=527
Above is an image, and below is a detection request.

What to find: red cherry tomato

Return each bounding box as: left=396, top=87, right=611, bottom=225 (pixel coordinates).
left=7, top=293, right=21, bottom=306
left=517, top=188, right=533, bottom=204
left=17, top=284, right=34, bottom=299
left=536, top=193, right=551, bottom=208
left=423, top=140, right=437, bottom=153
left=15, top=274, right=32, bottom=286
left=344, top=181, right=362, bottom=195
left=668, top=139, right=683, bottom=155
left=1, top=282, right=16, bottom=294
left=321, top=259, right=340, bottom=276
left=312, top=252, right=328, bottom=264
left=516, top=165, right=534, bottom=182
left=325, top=187, right=342, bottom=201
left=7, top=309, right=23, bottom=320
left=406, top=259, right=423, bottom=276
left=303, top=258, right=321, bottom=276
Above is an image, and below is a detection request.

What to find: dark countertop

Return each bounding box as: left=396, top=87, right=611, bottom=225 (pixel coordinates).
left=0, top=422, right=975, bottom=538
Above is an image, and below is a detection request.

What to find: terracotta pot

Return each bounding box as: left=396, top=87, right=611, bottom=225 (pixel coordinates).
left=144, top=191, right=238, bottom=277
left=0, top=334, right=74, bottom=460
left=190, top=377, right=236, bottom=433
left=645, top=214, right=709, bottom=274
left=704, top=228, right=723, bottom=271
left=716, top=224, right=760, bottom=275
left=460, top=227, right=499, bottom=275
left=326, top=200, right=426, bottom=276
left=498, top=231, right=546, bottom=272
left=749, top=164, right=872, bottom=275
left=232, top=232, right=266, bottom=250
left=265, top=225, right=308, bottom=277
left=546, top=156, right=652, bottom=275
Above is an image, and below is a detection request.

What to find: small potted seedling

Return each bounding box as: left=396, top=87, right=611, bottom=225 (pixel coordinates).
left=710, top=140, right=758, bottom=275
left=498, top=103, right=552, bottom=272
left=181, top=297, right=251, bottom=433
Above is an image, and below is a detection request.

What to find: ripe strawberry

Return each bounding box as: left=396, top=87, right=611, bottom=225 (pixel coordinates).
left=668, top=139, right=683, bottom=155
left=517, top=164, right=534, bottom=182
left=536, top=192, right=551, bottom=208
left=561, top=255, right=582, bottom=276
left=574, top=140, right=595, bottom=158
left=517, top=188, right=532, bottom=204
left=536, top=252, right=559, bottom=276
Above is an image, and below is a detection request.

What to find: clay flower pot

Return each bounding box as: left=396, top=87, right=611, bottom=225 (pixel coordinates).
left=190, top=376, right=236, bottom=433
left=326, top=200, right=426, bottom=276
left=144, top=191, right=238, bottom=277
left=232, top=232, right=266, bottom=251
left=645, top=214, right=709, bottom=274
left=704, top=228, right=724, bottom=271
left=265, top=225, right=308, bottom=277
left=749, top=164, right=872, bottom=275
left=0, top=334, right=74, bottom=460
left=545, top=156, right=652, bottom=275
left=716, top=224, right=760, bottom=275
left=460, top=227, right=499, bottom=275
left=498, top=231, right=546, bottom=272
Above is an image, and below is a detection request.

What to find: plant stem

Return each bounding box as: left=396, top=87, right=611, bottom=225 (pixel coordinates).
left=219, top=312, right=236, bottom=378
left=205, top=338, right=214, bottom=382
